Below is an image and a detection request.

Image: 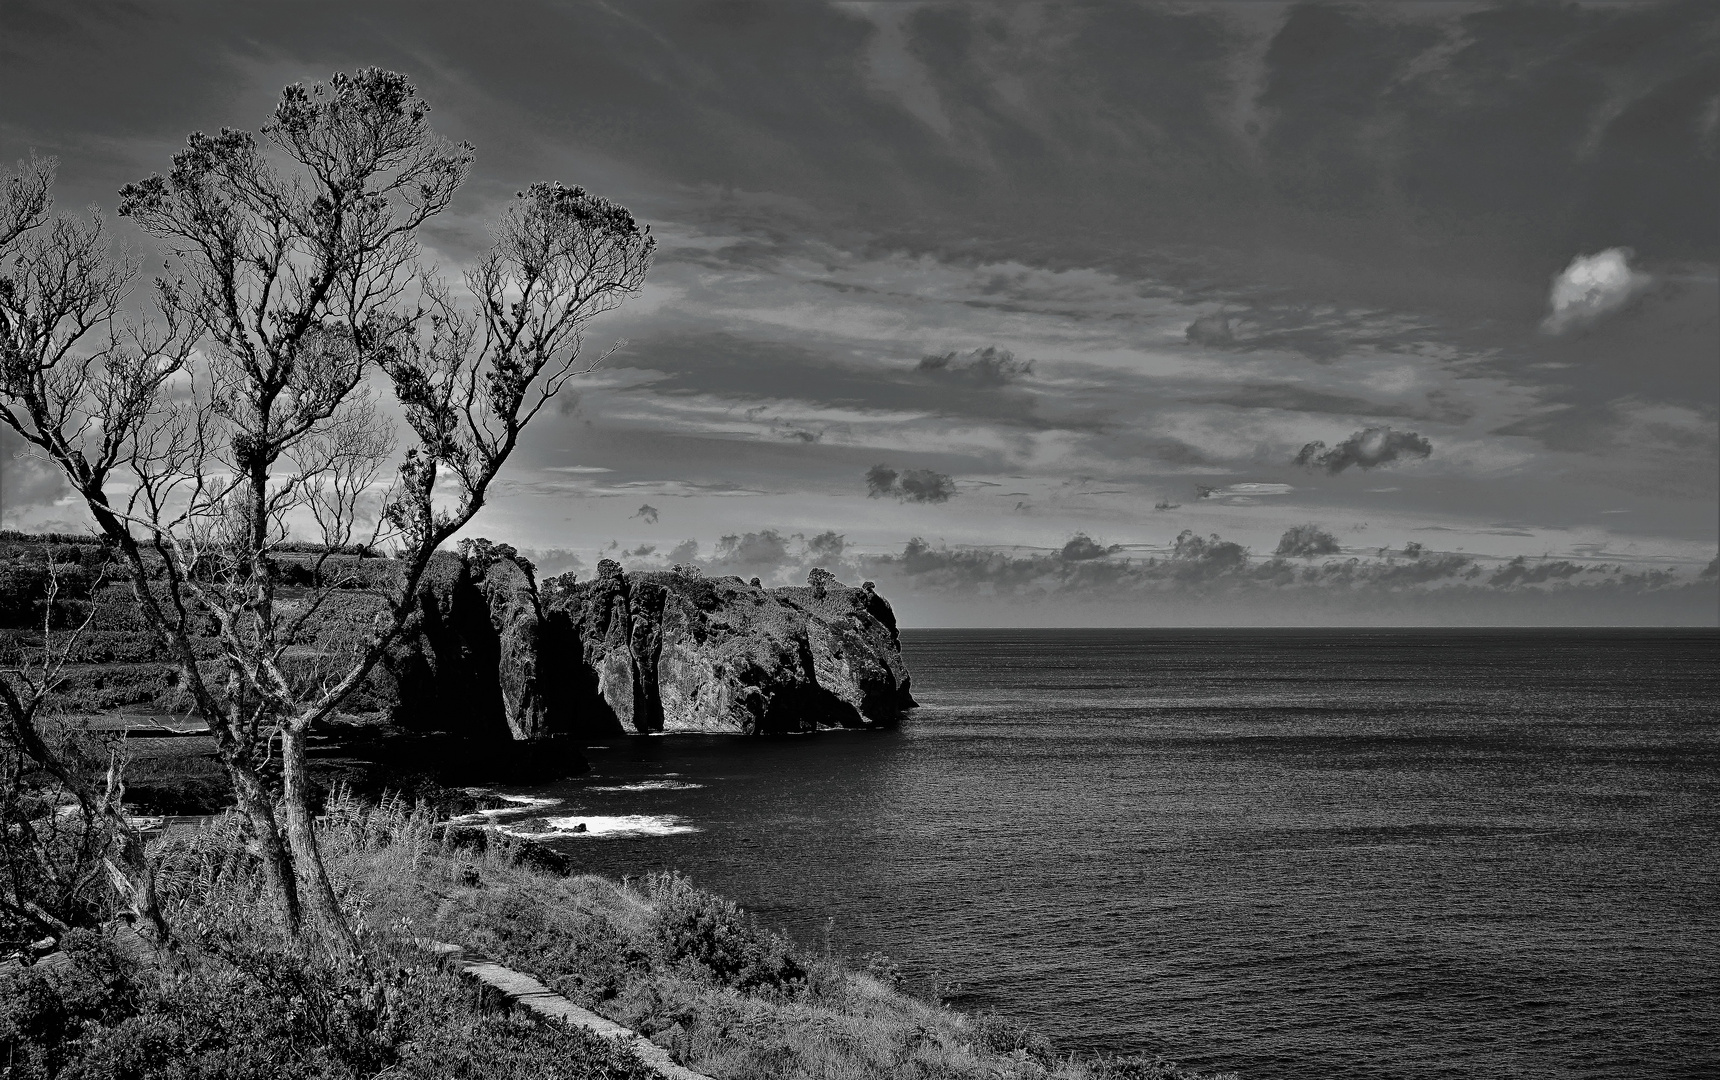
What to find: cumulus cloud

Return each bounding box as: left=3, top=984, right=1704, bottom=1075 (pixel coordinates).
left=1295, top=427, right=1432, bottom=474
left=521, top=548, right=585, bottom=579
left=807, top=530, right=846, bottom=560
left=1275, top=524, right=1341, bottom=559
left=865, top=465, right=899, bottom=498
left=916, top=346, right=1033, bottom=386
left=713, top=529, right=793, bottom=570
left=632, top=504, right=660, bottom=524
left=1060, top=533, right=1119, bottom=561
left=1540, top=248, right=1652, bottom=335
left=865, top=464, right=957, bottom=503
left=1185, top=312, right=1236, bottom=347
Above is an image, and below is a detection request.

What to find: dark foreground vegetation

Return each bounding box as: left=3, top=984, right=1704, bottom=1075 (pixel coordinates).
left=2, top=792, right=1232, bottom=1080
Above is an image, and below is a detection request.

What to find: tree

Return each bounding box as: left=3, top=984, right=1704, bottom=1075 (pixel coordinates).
left=0, top=155, right=178, bottom=947
left=0, top=69, right=654, bottom=954
left=0, top=549, right=171, bottom=945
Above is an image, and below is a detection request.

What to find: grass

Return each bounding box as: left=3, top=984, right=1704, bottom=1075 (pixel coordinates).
left=3, top=792, right=1236, bottom=1079
left=307, top=793, right=1232, bottom=1080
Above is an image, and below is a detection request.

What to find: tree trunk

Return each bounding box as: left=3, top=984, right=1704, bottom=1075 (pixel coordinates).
left=279, top=726, right=361, bottom=957
left=107, top=817, right=174, bottom=947
left=220, top=749, right=303, bottom=935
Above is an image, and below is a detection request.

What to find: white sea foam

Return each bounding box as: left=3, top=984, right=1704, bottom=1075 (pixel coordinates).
left=499, top=814, right=699, bottom=838
left=445, top=794, right=562, bottom=828
left=586, top=780, right=704, bottom=792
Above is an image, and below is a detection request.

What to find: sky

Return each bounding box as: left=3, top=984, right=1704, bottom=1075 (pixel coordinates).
left=1, top=0, right=1716, bottom=625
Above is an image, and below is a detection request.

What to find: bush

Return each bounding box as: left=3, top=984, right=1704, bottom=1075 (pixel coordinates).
left=0, top=925, right=656, bottom=1080
left=0, top=931, right=141, bottom=1077
left=644, top=872, right=805, bottom=995
left=61, top=945, right=395, bottom=1080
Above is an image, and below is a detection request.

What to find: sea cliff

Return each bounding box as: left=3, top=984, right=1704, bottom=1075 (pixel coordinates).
left=380, top=549, right=916, bottom=741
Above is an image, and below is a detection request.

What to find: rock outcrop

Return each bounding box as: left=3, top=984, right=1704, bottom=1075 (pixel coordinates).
left=379, top=547, right=574, bottom=742
left=551, top=561, right=915, bottom=734
left=381, top=550, right=915, bottom=739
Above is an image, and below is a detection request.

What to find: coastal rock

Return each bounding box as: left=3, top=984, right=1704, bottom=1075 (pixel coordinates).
left=384, top=549, right=914, bottom=740
left=380, top=550, right=582, bottom=747
left=380, top=552, right=510, bottom=740
left=476, top=555, right=557, bottom=740
left=551, top=563, right=915, bottom=734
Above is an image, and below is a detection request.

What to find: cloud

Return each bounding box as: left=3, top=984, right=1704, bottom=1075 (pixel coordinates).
left=1295, top=426, right=1432, bottom=473
left=668, top=539, right=699, bottom=563
left=1540, top=249, right=1653, bottom=335
left=0, top=430, right=76, bottom=528
left=520, top=548, right=585, bottom=579
left=806, top=530, right=846, bottom=560
left=1486, top=556, right=1586, bottom=588
left=1185, top=312, right=1236, bottom=347
left=1060, top=533, right=1119, bottom=561
left=897, top=469, right=957, bottom=503
left=916, top=346, right=1034, bottom=386
left=1275, top=524, right=1341, bottom=559
left=632, top=504, right=660, bottom=524
left=712, top=529, right=793, bottom=571
left=864, top=464, right=958, bottom=503
left=865, top=465, right=899, bottom=498
left=1196, top=482, right=1295, bottom=505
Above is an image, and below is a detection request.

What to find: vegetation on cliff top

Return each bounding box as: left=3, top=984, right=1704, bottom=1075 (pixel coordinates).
left=2, top=791, right=1232, bottom=1080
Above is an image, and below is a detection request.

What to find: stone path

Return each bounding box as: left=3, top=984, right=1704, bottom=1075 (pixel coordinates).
left=423, top=941, right=716, bottom=1080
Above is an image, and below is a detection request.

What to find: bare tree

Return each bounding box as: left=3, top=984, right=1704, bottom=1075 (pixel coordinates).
left=0, top=69, right=654, bottom=954
left=0, top=552, right=171, bottom=945
left=0, top=157, right=178, bottom=947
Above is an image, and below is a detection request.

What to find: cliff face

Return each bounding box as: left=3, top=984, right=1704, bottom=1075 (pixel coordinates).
left=553, top=561, right=915, bottom=734
left=384, top=553, right=915, bottom=739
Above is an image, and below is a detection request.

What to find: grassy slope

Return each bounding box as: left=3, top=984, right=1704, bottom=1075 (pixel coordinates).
left=325, top=799, right=1231, bottom=1080
left=13, top=797, right=1230, bottom=1080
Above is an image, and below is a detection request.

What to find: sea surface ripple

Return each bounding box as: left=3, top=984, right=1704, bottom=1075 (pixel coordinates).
left=527, top=628, right=1719, bottom=1079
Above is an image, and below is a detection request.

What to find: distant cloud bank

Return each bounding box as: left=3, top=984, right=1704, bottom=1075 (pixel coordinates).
left=521, top=526, right=1716, bottom=626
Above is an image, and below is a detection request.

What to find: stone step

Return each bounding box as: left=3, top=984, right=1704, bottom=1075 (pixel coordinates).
left=423, top=941, right=717, bottom=1080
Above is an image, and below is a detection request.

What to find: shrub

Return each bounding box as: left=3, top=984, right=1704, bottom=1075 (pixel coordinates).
left=0, top=931, right=141, bottom=1077
left=644, top=872, right=805, bottom=995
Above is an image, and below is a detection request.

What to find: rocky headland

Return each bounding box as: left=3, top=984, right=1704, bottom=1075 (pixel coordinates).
left=380, top=548, right=917, bottom=742
left=0, top=536, right=915, bottom=805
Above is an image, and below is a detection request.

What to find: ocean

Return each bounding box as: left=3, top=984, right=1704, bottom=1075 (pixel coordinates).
left=520, top=628, right=1719, bottom=1079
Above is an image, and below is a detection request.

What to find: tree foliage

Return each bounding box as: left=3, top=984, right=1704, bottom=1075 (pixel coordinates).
left=0, top=68, right=654, bottom=954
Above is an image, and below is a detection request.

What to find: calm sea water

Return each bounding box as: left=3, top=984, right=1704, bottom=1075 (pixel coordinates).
left=526, top=629, right=1719, bottom=1079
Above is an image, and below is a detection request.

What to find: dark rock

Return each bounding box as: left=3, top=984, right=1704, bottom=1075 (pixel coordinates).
left=378, top=553, right=510, bottom=740
left=548, top=565, right=915, bottom=733
left=380, top=546, right=916, bottom=741
left=476, top=556, right=555, bottom=740
left=435, top=823, right=572, bottom=875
